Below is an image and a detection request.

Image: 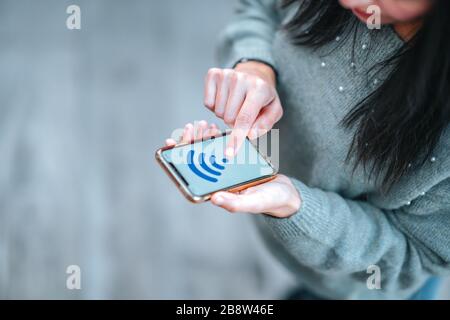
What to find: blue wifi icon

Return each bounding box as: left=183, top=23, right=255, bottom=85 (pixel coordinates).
left=187, top=150, right=228, bottom=183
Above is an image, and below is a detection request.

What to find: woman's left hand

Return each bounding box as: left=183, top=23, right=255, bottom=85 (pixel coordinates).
left=164, top=121, right=301, bottom=218
left=211, top=174, right=301, bottom=218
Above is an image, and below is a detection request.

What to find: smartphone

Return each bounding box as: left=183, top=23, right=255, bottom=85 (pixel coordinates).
left=155, top=131, right=277, bottom=203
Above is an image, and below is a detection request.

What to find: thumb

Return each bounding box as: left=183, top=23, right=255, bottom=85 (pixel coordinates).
left=211, top=191, right=265, bottom=213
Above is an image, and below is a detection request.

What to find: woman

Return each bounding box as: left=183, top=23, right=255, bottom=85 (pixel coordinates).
left=165, top=0, right=450, bottom=299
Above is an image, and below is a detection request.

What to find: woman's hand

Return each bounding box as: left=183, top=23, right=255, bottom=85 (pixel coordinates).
left=204, top=61, right=283, bottom=158
left=211, top=174, right=301, bottom=218
left=164, top=121, right=301, bottom=218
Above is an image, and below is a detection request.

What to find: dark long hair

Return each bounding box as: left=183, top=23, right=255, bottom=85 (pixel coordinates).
left=283, top=0, right=450, bottom=190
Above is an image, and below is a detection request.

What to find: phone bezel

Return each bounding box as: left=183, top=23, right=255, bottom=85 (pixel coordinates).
left=155, top=131, right=278, bottom=203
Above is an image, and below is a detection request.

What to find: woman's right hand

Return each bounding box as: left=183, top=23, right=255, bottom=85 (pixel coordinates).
left=204, top=61, right=283, bottom=158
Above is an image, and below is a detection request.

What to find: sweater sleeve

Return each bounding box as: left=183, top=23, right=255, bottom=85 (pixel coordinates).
left=262, top=177, right=450, bottom=294
left=217, top=0, right=283, bottom=69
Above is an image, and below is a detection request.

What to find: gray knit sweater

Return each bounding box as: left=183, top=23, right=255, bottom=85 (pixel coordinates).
left=218, top=0, right=450, bottom=299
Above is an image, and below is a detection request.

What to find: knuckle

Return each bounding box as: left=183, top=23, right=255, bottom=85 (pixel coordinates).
left=229, top=71, right=239, bottom=84
left=204, top=99, right=213, bottom=108
left=253, top=78, right=268, bottom=90
left=222, top=68, right=233, bottom=77
left=206, top=68, right=222, bottom=82
left=208, top=68, right=221, bottom=76
left=237, top=111, right=253, bottom=125
left=249, top=79, right=273, bottom=100
left=215, top=109, right=224, bottom=118
left=198, top=120, right=208, bottom=127
left=234, top=70, right=244, bottom=79
left=220, top=69, right=234, bottom=83
left=223, top=115, right=234, bottom=126
left=255, top=78, right=266, bottom=87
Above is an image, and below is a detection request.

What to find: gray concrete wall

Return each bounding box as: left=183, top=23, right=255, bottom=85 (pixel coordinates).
left=0, top=0, right=292, bottom=299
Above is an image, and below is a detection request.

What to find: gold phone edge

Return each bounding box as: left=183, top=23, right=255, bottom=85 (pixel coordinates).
left=154, top=132, right=278, bottom=203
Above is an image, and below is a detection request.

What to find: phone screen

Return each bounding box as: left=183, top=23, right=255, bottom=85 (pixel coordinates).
left=161, top=134, right=275, bottom=197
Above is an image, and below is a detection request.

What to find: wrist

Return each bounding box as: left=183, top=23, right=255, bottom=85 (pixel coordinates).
left=286, top=182, right=301, bottom=218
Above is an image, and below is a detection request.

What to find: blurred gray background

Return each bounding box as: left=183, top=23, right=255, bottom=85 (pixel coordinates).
left=0, top=0, right=448, bottom=299
left=0, top=0, right=293, bottom=299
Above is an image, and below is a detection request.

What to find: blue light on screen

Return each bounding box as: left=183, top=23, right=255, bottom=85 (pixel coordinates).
left=162, top=135, right=274, bottom=196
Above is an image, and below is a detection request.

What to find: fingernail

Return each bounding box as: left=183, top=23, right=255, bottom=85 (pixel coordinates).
left=225, top=147, right=234, bottom=158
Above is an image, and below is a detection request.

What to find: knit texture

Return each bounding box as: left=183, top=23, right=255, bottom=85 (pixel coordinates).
left=218, top=0, right=450, bottom=299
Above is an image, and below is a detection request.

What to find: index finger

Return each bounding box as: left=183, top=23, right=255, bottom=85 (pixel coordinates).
left=225, top=93, right=263, bottom=158
left=225, top=89, right=270, bottom=157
